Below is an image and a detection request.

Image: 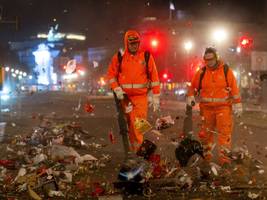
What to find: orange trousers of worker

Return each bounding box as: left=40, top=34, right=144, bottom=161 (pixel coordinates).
left=199, top=105, right=233, bottom=164
left=126, top=95, right=148, bottom=152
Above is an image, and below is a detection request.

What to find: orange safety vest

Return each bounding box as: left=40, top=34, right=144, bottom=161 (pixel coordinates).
left=188, top=61, right=241, bottom=106
left=106, top=30, right=160, bottom=96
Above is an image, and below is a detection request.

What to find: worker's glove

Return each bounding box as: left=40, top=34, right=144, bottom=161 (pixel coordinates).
left=186, top=96, right=196, bottom=107
left=114, top=87, right=125, bottom=100
left=233, top=103, right=243, bottom=118
left=152, top=94, right=160, bottom=112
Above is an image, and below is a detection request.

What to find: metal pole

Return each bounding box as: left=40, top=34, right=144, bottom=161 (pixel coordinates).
left=0, top=97, right=2, bottom=122
left=169, top=9, right=172, bottom=21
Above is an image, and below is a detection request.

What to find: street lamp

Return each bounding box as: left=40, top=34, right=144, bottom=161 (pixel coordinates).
left=184, top=40, right=193, bottom=52
left=236, top=46, right=241, bottom=53
left=183, top=40, right=194, bottom=82
left=212, top=28, right=228, bottom=43
left=15, top=69, right=19, bottom=74
left=5, top=67, right=10, bottom=72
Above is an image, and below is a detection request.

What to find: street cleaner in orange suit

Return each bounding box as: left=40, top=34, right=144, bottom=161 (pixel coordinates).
left=187, top=47, right=242, bottom=165
left=106, top=30, right=160, bottom=152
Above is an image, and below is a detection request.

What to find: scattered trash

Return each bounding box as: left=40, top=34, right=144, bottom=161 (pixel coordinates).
left=150, top=129, right=162, bottom=136
left=84, top=102, right=95, bottom=113
left=48, top=190, right=64, bottom=197
left=0, top=159, right=17, bottom=169
left=98, top=195, right=123, bottom=200
left=176, top=169, right=193, bottom=189
left=248, top=191, right=260, bottom=199
left=134, top=118, right=152, bottom=134
left=32, top=153, right=47, bottom=165
left=0, top=122, right=7, bottom=142
left=0, top=101, right=266, bottom=199
left=175, top=137, right=204, bottom=167
left=51, top=144, right=81, bottom=161
left=108, top=130, right=115, bottom=144
left=136, top=140, right=157, bottom=160
left=155, top=116, right=175, bottom=130
left=28, top=185, right=42, bottom=200
left=210, top=162, right=221, bottom=176
left=91, top=183, right=106, bottom=197
left=118, top=164, right=145, bottom=181
left=75, top=98, right=82, bottom=111
left=220, top=186, right=231, bottom=192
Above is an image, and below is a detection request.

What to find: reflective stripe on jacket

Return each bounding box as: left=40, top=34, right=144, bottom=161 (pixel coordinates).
left=188, top=61, right=241, bottom=105
left=106, top=30, right=160, bottom=96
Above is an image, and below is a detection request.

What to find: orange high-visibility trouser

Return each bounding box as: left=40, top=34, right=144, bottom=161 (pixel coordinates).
left=126, top=95, right=148, bottom=152
left=199, top=105, right=233, bottom=164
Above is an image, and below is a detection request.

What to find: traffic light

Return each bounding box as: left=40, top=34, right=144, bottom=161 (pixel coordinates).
left=239, top=36, right=253, bottom=49
left=141, top=31, right=167, bottom=54
left=150, top=38, right=159, bottom=49
left=162, top=73, right=168, bottom=79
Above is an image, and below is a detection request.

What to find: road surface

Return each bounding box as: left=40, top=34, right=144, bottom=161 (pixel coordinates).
left=0, top=91, right=267, bottom=199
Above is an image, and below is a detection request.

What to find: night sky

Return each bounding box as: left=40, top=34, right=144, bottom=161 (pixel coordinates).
left=0, top=0, right=266, bottom=46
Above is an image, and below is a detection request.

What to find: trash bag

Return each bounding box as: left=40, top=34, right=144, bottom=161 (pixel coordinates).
left=155, top=116, right=174, bottom=130
left=113, top=181, right=145, bottom=195
left=175, top=137, right=204, bottom=167
left=136, top=140, right=157, bottom=160
left=118, top=164, right=144, bottom=182
left=51, top=145, right=80, bottom=161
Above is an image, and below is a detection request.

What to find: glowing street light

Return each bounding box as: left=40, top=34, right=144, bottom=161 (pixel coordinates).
left=23, top=72, right=27, bottom=77
left=150, top=39, right=159, bottom=48
left=15, top=69, right=19, bottom=74
left=11, top=68, right=14, bottom=72
left=184, top=40, right=193, bottom=52
left=29, top=75, right=33, bottom=80
left=5, top=67, right=10, bottom=72
left=212, top=28, right=228, bottom=43
left=77, top=70, right=85, bottom=76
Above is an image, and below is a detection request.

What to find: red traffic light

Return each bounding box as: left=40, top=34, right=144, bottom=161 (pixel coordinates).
left=239, top=36, right=253, bottom=48
left=241, top=38, right=249, bottom=46
left=162, top=73, right=168, bottom=79
left=150, top=39, right=159, bottom=48
left=141, top=31, right=168, bottom=54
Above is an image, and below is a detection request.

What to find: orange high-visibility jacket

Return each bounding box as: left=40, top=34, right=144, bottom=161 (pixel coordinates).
left=188, top=61, right=241, bottom=106
left=106, top=30, right=160, bottom=96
